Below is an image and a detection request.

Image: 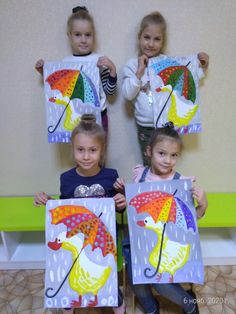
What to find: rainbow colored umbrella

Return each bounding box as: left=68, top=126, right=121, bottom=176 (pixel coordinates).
left=130, top=189, right=195, bottom=231
left=50, top=204, right=116, bottom=257
left=46, top=68, right=100, bottom=133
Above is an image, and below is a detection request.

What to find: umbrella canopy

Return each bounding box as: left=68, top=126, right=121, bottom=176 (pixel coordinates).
left=130, top=190, right=196, bottom=232
left=46, top=69, right=100, bottom=107
left=50, top=205, right=116, bottom=258
left=151, top=59, right=196, bottom=103
left=157, top=64, right=196, bottom=103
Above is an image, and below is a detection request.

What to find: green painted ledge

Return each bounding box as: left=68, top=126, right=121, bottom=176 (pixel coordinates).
left=198, top=193, right=236, bottom=228
left=0, top=193, right=236, bottom=231
left=0, top=196, right=45, bottom=231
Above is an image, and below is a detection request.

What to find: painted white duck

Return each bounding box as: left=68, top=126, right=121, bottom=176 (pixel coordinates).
left=48, top=231, right=112, bottom=307
left=137, top=216, right=190, bottom=282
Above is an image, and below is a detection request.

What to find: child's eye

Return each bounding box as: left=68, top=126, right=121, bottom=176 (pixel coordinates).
left=172, top=153, right=179, bottom=158
left=90, top=148, right=97, bottom=153
left=159, top=152, right=165, bottom=156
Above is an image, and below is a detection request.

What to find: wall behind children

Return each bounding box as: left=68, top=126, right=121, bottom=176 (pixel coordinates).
left=1, top=0, right=235, bottom=195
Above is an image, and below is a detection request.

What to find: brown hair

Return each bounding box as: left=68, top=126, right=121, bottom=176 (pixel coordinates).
left=71, top=114, right=106, bottom=165
left=148, top=123, right=183, bottom=153
left=138, top=11, right=167, bottom=52
left=67, top=7, right=95, bottom=35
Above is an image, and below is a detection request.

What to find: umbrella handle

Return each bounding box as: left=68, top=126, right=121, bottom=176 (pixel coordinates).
left=143, top=223, right=166, bottom=278
left=48, top=102, right=70, bottom=133
left=144, top=266, right=157, bottom=278
left=45, top=250, right=81, bottom=298
left=155, top=90, right=173, bottom=128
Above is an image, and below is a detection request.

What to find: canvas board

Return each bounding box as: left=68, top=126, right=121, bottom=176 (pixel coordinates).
left=125, top=179, right=204, bottom=285
left=43, top=61, right=101, bottom=143
left=148, top=55, right=203, bottom=134
left=44, top=198, right=117, bottom=308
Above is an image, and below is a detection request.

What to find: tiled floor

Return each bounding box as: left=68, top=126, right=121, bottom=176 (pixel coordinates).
left=0, top=266, right=236, bottom=313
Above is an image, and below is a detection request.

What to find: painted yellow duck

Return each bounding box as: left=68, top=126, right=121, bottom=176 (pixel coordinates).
left=48, top=231, right=112, bottom=307
left=48, top=95, right=80, bottom=130
left=137, top=216, right=190, bottom=282
left=156, top=85, right=198, bottom=127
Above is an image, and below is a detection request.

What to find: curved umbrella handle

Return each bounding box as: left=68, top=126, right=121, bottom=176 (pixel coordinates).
left=143, top=223, right=167, bottom=278
left=155, top=91, right=173, bottom=128
left=144, top=266, right=156, bottom=278
left=48, top=101, right=70, bottom=133
left=45, top=251, right=81, bottom=298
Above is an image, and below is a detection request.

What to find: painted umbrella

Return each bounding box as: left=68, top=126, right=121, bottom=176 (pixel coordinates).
left=45, top=204, right=116, bottom=298
left=50, top=204, right=116, bottom=257
left=151, top=59, right=197, bottom=128
left=46, top=68, right=100, bottom=133
left=129, top=189, right=196, bottom=277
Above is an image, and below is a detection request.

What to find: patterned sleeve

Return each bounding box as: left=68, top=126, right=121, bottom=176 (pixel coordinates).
left=100, top=67, right=117, bottom=95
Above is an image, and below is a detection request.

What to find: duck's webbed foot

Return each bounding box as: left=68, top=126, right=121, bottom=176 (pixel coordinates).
left=156, top=273, right=162, bottom=282
left=71, top=295, right=82, bottom=307
left=88, top=295, right=98, bottom=307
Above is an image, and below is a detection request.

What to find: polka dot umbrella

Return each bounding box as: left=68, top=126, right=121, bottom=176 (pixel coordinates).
left=50, top=204, right=116, bottom=258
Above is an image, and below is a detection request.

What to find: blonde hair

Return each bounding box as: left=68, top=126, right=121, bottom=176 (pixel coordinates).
left=138, top=11, right=167, bottom=52
left=71, top=114, right=106, bottom=166
left=67, top=7, right=95, bottom=35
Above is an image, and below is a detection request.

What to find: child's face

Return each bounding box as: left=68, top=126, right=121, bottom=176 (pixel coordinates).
left=72, top=133, right=103, bottom=175
left=139, top=24, right=164, bottom=58
left=147, top=138, right=181, bottom=177
left=68, top=19, right=94, bottom=55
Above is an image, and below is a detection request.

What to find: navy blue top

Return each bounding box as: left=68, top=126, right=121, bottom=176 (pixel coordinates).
left=60, top=167, right=118, bottom=199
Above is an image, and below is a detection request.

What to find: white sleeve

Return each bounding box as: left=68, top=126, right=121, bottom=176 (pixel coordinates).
left=122, top=59, right=142, bottom=101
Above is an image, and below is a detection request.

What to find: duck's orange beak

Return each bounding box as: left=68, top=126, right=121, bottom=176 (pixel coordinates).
left=137, top=220, right=145, bottom=227
left=48, top=238, right=62, bottom=250
left=49, top=97, right=56, bottom=102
